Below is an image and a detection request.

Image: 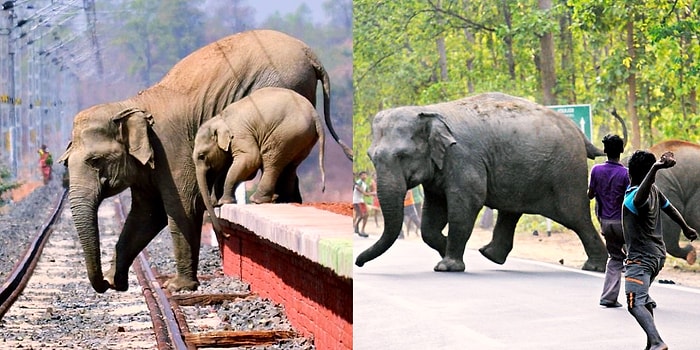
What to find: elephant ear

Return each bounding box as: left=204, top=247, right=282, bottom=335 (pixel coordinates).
left=112, top=108, right=155, bottom=168
left=215, top=124, right=233, bottom=152
left=419, top=112, right=457, bottom=170
left=57, top=141, right=73, bottom=165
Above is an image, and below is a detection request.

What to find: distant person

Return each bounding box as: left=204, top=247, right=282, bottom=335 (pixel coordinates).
left=412, top=184, right=424, bottom=220
left=587, top=134, right=628, bottom=308
left=402, top=189, right=421, bottom=238
left=353, top=171, right=373, bottom=237
left=622, top=150, right=697, bottom=350
left=38, top=144, right=53, bottom=185
left=368, top=173, right=381, bottom=227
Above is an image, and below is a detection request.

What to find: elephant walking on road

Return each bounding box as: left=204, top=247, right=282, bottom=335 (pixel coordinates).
left=649, top=140, right=700, bottom=264
left=193, top=87, right=326, bottom=232
left=355, top=92, right=608, bottom=272
left=59, top=30, right=350, bottom=293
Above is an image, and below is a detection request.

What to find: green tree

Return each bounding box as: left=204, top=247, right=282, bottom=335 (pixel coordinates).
left=354, top=0, right=700, bottom=175
left=114, top=0, right=204, bottom=86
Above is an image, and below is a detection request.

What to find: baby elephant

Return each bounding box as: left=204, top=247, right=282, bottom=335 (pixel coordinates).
left=193, top=87, right=325, bottom=230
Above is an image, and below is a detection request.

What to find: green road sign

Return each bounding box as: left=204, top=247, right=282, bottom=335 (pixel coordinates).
left=547, top=104, right=592, bottom=140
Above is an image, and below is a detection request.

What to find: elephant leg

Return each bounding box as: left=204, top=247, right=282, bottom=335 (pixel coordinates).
left=434, top=197, right=481, bottom=272
left=420, top=193, right=447, bottom=257
left=110, top=190, right=167, bottom=291
left=221, top=153, right=260, bottom=204
left=660, top=214, right=696, bottom=264
left=251, top=166, right=282, bottom=204
left=163, top=214, right=203, bottom=291
left=479, top=211, right=522, bottom=264
left=273, top=163, right=302, bottom=203
left=547, top=201, right=607, bottom=272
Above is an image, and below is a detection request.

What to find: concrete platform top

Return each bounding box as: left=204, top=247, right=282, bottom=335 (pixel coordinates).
left=219, top=203, right=353, bottom=278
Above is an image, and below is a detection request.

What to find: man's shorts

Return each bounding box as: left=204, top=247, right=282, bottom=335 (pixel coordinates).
left=354, top=202, right=367, bottom=216
left=624, top=257, right=664, bottom=308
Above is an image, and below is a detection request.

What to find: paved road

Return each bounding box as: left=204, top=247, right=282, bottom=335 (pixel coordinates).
left=354, top=235, right=700, bottom=350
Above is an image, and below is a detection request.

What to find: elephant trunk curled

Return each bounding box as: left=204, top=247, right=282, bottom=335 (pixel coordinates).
left=68, top=183, right=110, bottom=293
left=355, top=174, right=407, bottom=266
left=196, top=167, right=223, bottom=233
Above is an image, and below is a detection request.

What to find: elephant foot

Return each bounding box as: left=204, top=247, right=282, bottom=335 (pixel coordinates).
left=478, top=245, right=508, bottom=265
left=250, top=192, right=278, bottom=204
left=91, top=279, right=111, bottom=293
left=433, top=258, right=465, bottom=272
left=686, top=246, right=697, bottom=265
left=105, top=268, right=129, bottom=291
left=218, top=196, right=236, bottom=205
left=582, top=258, right=606, bottom=272
left=163, top=275, right=199, bottom=292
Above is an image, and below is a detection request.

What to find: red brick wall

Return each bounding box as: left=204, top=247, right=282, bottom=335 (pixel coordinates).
left=221, top=223, right=352, bottom=349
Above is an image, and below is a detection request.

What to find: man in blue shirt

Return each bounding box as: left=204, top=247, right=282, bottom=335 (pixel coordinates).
left=588, top=134, right=629, bottom=308
left=623, top=150, right=697, bottom=350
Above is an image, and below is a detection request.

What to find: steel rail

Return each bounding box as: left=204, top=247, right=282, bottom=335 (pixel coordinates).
left=0, top=189, right=67, bottom=319
left=113, top=194, right=188, bottom=350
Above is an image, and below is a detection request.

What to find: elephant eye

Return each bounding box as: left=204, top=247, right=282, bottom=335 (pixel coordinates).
left=85, top=156, right=104, bottom=170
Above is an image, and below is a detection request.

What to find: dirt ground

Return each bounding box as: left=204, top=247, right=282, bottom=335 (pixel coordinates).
left=357, top=211, right=700, bottom=290
left=294, top=202, right=354, bottom=216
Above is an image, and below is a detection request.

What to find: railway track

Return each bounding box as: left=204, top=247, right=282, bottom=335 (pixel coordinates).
left=0, top=189, right=314, bottom=349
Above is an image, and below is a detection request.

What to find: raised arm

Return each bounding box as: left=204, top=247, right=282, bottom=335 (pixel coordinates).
left=633, top=152, right=675, bottom=208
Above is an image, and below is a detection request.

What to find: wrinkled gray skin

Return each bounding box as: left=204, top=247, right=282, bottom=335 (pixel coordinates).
left=649, top=140, right=700, bottom=264
left=58, top=30, right=351, bottom=293
left=355, top=92, right=608, bottom=272
left=194, top=87, right=326, bottom=233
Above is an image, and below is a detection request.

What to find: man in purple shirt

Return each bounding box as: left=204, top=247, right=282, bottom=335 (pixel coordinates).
left=588, top=134, right=629, bottom=308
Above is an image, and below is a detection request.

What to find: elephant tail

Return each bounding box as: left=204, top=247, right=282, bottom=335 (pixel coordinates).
left=308, top=49, right=353, bottom=161
left=610, top=108, right=628, bottom=149
left=314, top=109, right=326, bottom=193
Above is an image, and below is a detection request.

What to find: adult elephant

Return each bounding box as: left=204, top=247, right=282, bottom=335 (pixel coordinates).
left=355, top=92, right=608, bottom=272
left=649, top=140, right=699, bottom=265
left=58, top=29, right=351, bottom=293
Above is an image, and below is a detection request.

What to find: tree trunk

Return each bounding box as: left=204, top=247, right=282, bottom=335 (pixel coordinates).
left=436, top=37, right=448, bottom=82
left=500, top=0, right=516, bottom=80
left=626, top=20, right=641, bottom=150
left=538, top=0, right=557, bottom=105
left=463, top=0, right=475, bottom=93
left=559, top=5, right=575, bottom=103
left=435, top=0, right=448, bottom=84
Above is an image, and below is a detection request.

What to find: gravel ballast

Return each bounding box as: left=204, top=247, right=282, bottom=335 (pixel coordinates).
left=0, top=175, right=315, bottom=349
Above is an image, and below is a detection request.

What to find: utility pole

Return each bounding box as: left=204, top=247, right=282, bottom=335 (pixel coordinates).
left=7, top=2, right=17, bottom=176
left=83, top=0, right=102, bottom=77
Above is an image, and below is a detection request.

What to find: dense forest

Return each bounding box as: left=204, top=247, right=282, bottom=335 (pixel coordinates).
left=353, top=0, right=700, bottom=173
left=79, top=0, right=352, bottom=201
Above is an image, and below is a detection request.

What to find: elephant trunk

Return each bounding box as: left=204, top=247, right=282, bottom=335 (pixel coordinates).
left=68, top=182, right=110, bottom=293
left=355, top=173, right=407, bottom=266
left=197, top=167, right=223, bottom=233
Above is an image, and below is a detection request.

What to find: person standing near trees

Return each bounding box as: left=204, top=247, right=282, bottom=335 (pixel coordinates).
left=38, top=144, right=53, bottom=185
left=368, top=173, right=381, bottom=227
left=623, top=150, right=697, bottom=350
left=412, top=184, right=424, bottom=220
left=353, top=171, right=374, bottom=237
left=401, top=188, right=421, bottom=238
left=587, top=134, right=628, bottom=308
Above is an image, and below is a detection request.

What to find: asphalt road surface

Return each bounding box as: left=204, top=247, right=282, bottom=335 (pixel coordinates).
left=354, top=235, right=700, bottom=350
